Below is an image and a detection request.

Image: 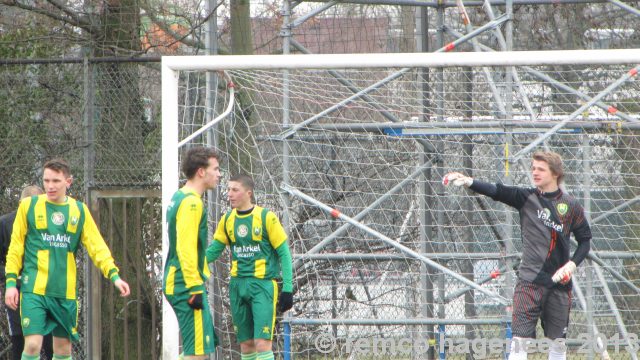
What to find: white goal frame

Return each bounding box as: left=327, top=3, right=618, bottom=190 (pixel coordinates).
left=161, top=49, right=640, bottom=359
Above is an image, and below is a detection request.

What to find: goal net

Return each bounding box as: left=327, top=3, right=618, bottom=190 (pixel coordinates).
left=163, top=50, right=640, bottom=359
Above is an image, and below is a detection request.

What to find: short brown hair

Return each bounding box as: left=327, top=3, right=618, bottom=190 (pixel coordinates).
left=182, top=147, right=219, bottom=179
left=532, top=151, right=564, bottom=184
left=229, top=174, right=256, bottom=204
left=44, top=158, right=71, bottom=177
left=229, top=174, right=254, bottom=192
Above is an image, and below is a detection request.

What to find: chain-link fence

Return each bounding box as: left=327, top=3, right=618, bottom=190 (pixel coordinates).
left=0, top=59, right=162, bottom=359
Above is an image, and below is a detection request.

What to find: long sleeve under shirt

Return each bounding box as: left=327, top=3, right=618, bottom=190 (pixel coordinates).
left=470, top=180, right=591, bottom=289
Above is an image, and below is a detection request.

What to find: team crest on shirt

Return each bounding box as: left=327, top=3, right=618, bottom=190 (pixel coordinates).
left=254, top=226, right=261, bottom=236
left=51, top=212, right=65, bottom=225
left=22, top=318, right=30, bottom=328
left=557, top=203, right=568, bottom=216
left=70, top=216, right=79, bottom=226
left=237, top=224, right=249, bottom=237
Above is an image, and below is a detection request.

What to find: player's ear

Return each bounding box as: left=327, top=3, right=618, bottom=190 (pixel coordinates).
left=66, top=175, right=74, bottom=189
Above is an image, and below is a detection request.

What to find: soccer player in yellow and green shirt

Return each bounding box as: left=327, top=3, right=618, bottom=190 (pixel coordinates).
left=4, top=159, right=131, bottom=360
left=163, top=147, right=221, bottom=360
left=206, top=174, right=294, bottom=360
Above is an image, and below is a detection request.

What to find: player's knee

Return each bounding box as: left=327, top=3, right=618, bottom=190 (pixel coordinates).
left=254, top=339, right=272, bottom=352
left=240, top=339, right=256, bottom=354
left=22, top=338, right=42, bottom=355
left=52, top=337, right=72, bottom=356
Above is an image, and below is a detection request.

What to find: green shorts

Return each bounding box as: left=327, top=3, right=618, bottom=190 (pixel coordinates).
left=20, top=292, right=79, bottom=341
left=230, top=278, right=278, bottom=343
left=166, top=293, right=218, bottom=356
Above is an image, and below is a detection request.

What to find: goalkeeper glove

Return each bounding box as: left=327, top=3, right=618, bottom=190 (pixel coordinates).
left=188, top=293, right=204, bottom=310
left=552, top=261, right=576, bottom=284
left=442, top=172, right=473, bottom=187
left=277, top=292, right=294, bottom=313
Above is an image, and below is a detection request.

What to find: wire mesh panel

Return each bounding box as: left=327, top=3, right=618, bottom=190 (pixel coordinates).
left=0, top=60, right=161, bottom=359
left=169, top=55, right=640, bottom=359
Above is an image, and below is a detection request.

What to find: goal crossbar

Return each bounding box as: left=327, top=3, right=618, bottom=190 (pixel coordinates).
left=162, top=49, right=640, bottom=71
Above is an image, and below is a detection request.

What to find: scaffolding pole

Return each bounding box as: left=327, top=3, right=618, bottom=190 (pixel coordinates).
left=293, top=251, right=639, bottom=261
left=512, top=65, right=640, bottom=161
left=281, top=183, right=510, bottom=305
left=572, top=278, right=612, bottom=360
left=293, top=160, right=435, bottom=270
left=277, top=14, right=509, bottom=140
left=456, top=0, right=507, bottom=116
left=303, top=0, right=610, bottom=6
left=289, top=39, right=402, bottom=123
left=606, top=0, right=640, bottom=17
left=446, top=26, right=639, bottom=124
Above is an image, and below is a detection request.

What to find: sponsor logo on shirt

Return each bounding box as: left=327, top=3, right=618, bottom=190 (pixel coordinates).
left=235, top=244, right=261, bottom=258
left=22, top=318, right=30, bottom=328
left=70, top=216, right=79, bottom=226
left=557, top=203, right=568, bottom=216
left=51, top=212, right=65, bottom=226
left=42, top=233, right=72, bottom=248
left=262, top=326, right=271, bottom=335
left=537, top=208, right=563, bottom=232
left=254, top=226, right=261, bottom=236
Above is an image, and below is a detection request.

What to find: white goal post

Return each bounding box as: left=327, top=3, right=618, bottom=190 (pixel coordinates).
left=162, top=49, right=640, bottom=360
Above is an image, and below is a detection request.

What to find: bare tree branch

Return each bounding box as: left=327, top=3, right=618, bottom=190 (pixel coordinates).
left=46, top=0, right=92, bottom=30
left=0, top=0, right=95, bottom=33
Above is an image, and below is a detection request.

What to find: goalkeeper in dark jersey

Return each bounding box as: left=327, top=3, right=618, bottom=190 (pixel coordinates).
left=4, top=159, right=131, bottom=360
left=444, top=151, right=591, bottom=360
left=206, top=174, right=294, bottom=360
left=163, top=146, right=221, bottom=359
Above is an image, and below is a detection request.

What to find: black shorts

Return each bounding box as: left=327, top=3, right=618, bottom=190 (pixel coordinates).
left=511, top=279, right=571, bottom=339
left=5, top=303, right=22, bottom=336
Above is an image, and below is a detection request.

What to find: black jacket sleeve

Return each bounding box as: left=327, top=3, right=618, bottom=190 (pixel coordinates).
left=571, top=207, right=592, bottom=266
left=469, top=181, right=530, bottom=210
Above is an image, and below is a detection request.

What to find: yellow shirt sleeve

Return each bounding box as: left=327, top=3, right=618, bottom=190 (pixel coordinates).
left=5, top=197, right=31, bottom=284
left=176, top=196, right=204, bottom=291
left=212, top=215, right=229, bottom=245
left=266, top=211, right=287, bottom=249
left=80, top=204, right=119, bottom=280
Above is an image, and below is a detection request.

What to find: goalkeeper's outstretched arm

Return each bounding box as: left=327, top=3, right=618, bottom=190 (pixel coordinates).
left=443, top=172, right=529, bottom=209
left=443, top=172, right=497, bottom=197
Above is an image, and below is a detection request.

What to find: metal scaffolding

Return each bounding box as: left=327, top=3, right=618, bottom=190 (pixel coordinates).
left=271, top=0, right=640, bottom=357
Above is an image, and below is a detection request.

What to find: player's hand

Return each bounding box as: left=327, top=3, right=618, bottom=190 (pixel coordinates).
left=443, top=172, right=473, bottom=187
left=114, top=278, right=131, bottom=297
left=278, top=291, right=294, bottom=313
left=552, top=261, right=576, bottom=284
left=5, top=287, right=19, bottom=311
left=188, top=293, right=204, bottom=310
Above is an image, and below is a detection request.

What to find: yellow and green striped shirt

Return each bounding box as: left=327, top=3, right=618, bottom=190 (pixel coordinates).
left=208, top=206, right=290, bottom=287
left=5, top=194, right=119, bottom=299
left=163, top=187, right=211, bottom=296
